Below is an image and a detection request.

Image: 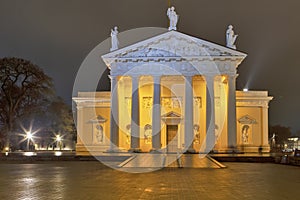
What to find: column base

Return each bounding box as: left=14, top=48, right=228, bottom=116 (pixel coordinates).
left=236, top=145, right=270, bottom=153
left=150, top=149, right=163, bottom=154
left=128, top=148, right=141, bottom=153
left=106, top=148, right=122, bottom=153
left=223, top=147, right=240, bottom=154
left=184, top=148, right=196, bottom=154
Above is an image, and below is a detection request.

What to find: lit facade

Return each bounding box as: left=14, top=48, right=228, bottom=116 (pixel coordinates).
left=73, top=31, right=273, bottom=155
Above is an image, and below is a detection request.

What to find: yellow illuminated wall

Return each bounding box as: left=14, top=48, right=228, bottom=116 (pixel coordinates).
left=236, top=107, right=262, bottom=146
left=76, top=76, right=270, bottom=154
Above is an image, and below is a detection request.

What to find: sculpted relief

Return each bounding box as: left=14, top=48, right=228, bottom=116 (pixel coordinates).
left=115, top=35, right=232, bottom=59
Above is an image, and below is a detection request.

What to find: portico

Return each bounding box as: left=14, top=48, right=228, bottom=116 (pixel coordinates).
left=100, top=30, right=247, bottom=153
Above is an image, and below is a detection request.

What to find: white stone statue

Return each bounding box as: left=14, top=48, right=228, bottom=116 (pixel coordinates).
left=167, top=6, right=179, bottom=31
left=96, top=125, right=103, bottom=143
left=226, top=25, right=238, bottom=49
left=110, top=26, right=119, bottom=52
left=242, top=125, right=249, bottom=144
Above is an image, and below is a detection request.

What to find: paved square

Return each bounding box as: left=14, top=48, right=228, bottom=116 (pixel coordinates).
left=0, top=162, right=299, bottom=200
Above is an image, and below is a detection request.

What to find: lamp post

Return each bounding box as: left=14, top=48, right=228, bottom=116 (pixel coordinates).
left=271, top=133, right=276, bottom=149
left=26, top=131, right=33, bottom=151
left=19, top=123, right=39, bottom=152
left=56, top=135, right=62, bottom=150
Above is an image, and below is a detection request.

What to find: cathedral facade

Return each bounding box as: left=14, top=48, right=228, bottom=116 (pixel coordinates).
left=73, top=30, right=272, bottom=155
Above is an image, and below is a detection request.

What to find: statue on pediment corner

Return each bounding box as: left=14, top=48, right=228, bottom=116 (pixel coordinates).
left=226, top=25, right=238, bottom=49
left=110, top=26, right=119, bottom=52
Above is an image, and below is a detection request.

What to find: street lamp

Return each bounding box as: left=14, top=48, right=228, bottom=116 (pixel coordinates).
left=56, top=135, right=63, bottom=150
left=25, top=131, right=33, bottom=151
left=19, top=122, right=39, bottom=152
left=56, top=135, right=62, bottom=142
left=26, top=132, right=33, bottom=140
left=4, top=147, right=9, bottom=156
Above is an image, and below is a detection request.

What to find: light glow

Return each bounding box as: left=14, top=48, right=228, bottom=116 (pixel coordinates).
left=55, top=151, right=62, bottom=156
left=23, top=152, right=36, bottom=157
left=243, top=88, right=248, bottom=92
left=56, top=135, right=62, bottom=142
left=26, top=132, right=33, bottom=139
left=18, top=121, right=40, bottom=145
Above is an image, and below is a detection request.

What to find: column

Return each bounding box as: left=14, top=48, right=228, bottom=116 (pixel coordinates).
left=151, top=76, right=161, bottom=151
left=76, top=105, right=83, bottom=145
left=109, top=76, right=119, bottom=151
left=205, top=75, right=216, bottom=153
left=262, top=106, right=269, bottom=147
left=184, top=76, right=195, bottom=153
left=227, top=75, right=237, bottom=148
left=75, top=105, right=84, bottom=153
left=130, top=76, right=141, bottom=152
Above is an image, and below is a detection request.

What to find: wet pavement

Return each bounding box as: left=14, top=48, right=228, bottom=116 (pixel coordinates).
left=0, top=161, right=299, bottom=200
left=119, top=154, right=225, bottom=169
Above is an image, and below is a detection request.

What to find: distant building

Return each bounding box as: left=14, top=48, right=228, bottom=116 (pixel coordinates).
left=285, top=137, right=300, bottom=150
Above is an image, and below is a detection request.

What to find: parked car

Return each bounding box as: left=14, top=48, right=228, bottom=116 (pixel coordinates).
left=282, top=148, right=293, bottom=153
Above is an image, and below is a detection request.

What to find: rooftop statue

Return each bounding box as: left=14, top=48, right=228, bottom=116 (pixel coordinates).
left=167, top=6, right=179, bottom=31
left=110, top=26, right=119, bottom=52
left=226, top=25, right=238, bottom=49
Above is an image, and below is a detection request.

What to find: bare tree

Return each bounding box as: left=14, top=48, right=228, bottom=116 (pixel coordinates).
left=0, top=57, right=54, bottom=150
left=32, top=97, right=76, bottom=149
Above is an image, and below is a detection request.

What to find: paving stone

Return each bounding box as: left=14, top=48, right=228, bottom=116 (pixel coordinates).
left=0, top=162, right=299, bottom=199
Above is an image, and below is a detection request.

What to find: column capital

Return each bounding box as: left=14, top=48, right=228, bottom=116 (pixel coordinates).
left=152, top=75, right=161, bottom=83
left=183, top=74, right=194, bottom=77
left=214, top=76, right=223, bottom=82
left=184, top=75, right=193, bottom=85
left=76, top=105, right=84, bottom=110
left=204, top=74, right=217, bottom=81
left=130, top=75, right=141, bottom=79
left=227, top=74, right=239, bottom=80
left=205, top=75, right=215, bottom=85
left=108, top=75, right=118, bottom=80
left=131, top=75, right=140, bottom=91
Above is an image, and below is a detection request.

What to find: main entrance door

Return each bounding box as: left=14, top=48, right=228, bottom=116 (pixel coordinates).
left=166, top=125, right=178, bottom=153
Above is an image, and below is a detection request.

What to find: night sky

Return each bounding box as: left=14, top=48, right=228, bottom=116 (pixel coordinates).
left=1, top=0, right=300, bottom=134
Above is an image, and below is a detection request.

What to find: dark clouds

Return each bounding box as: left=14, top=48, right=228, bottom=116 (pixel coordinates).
left=1, top=0, right=300, bottom=133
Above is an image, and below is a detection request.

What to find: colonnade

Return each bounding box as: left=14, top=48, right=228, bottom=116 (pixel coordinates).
left=109, top=74, right=237, bottom=152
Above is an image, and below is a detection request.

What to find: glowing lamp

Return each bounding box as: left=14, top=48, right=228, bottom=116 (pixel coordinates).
left=56, top=135, right=62, bottom=142
left=55, top=151, right=62, bottom=156
left=26, top=132, right=33, bottom=139
left=24, top=152, right=36, bottom=157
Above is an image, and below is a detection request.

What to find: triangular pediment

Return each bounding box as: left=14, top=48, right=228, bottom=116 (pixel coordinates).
left=238, top=115, right=257, bottom=124
left=161, top=111, right=182, bottom=118
left=87, top=115, right=107, bottom=124
left=102, top=31, right=247, bottom=63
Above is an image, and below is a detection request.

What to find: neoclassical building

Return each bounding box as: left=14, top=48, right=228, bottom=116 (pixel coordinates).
left=73, top=30, right=273, bottom=155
